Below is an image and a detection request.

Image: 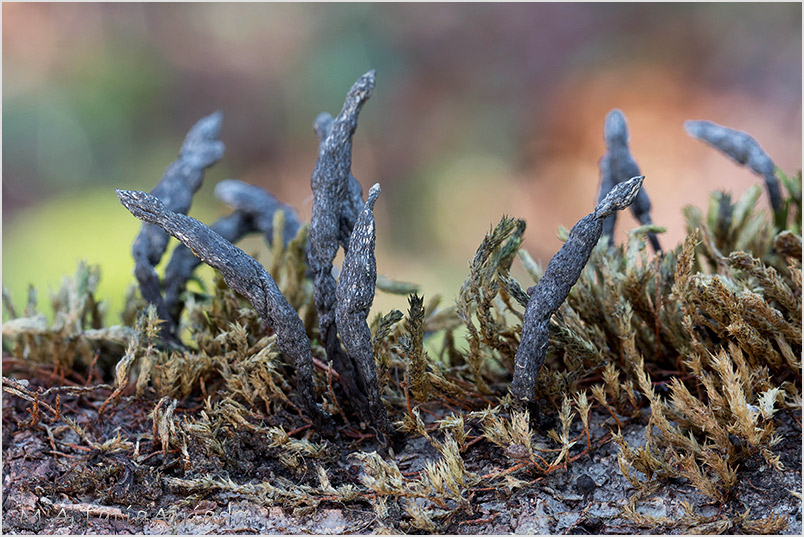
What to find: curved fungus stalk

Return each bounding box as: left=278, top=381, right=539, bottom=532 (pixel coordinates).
left=163, top=211, right=255, bottom=324
left=512, top=175, right=646, bottom=406
left=131, top=112, right=225, bottom=338
left=214, top=179, right=303, bottom=247
left=684, top=119, right=782, bottom=214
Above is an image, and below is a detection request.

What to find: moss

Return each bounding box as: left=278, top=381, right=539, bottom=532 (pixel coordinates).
left=3, top=146, right=800, bottom=535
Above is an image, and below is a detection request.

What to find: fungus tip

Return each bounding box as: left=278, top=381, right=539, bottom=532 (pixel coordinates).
left=367, top=183, right=381, bottom=204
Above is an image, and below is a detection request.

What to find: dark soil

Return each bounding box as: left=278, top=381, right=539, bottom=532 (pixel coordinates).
left=2, top=358, right=801, bottom=535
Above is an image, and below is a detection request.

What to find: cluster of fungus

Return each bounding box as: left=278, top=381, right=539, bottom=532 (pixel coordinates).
left=117, top=69, right=786, bottom=443
left=118, top=71, right=394, bottom=441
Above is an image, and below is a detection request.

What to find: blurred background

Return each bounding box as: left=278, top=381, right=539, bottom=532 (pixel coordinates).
left=3, top=3, right=802, bottom=321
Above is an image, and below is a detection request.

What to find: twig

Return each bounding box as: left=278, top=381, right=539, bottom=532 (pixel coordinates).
left=85, top=349, right=101, bottom=387
left=463, top=435, right=486, bottom=450
left=313, top=357, right=341, bottom=381
left=325, top=363, right=351, bottom=427
left=340, top=428, right=375, bottom=441
left=152, top=397, right=166, bottom=452
left=140, top=448, right=179, bottom=462
left=481, top=461, right=529, bottom=480
left=459, top=513, right=500, bottom=526
left=2, top=377, right=98, bottom=449
left=44, top=500, right=128, bottom=520
left=287, top=424, right=313, bottom=437
left=41, top=384, right=113, bottom=398
left=63, top=443, right=92, bottom=452
left=44, top=450, right=80, bottom=459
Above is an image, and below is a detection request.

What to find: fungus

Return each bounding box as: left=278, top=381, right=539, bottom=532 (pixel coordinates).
left=684, top=119, right=782, bottom=214
left=307, top=70, right=375, bottom=415
left=335, top=184, right=394, bottom=442
left=599, top=110, right=661, bottom=252
left=130, top=112, right=225, bottom=339
left=512, top=175, right=645, bottom=405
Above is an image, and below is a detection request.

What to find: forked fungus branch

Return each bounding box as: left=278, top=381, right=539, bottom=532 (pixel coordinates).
left=307, top=71, right=376, bottom=418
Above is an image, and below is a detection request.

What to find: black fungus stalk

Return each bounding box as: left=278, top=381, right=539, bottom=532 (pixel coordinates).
left=131, top=112, right=225, bottom=334
left=308, top=71, right=375, bottom=415
left=116, top=189, right=332, bottom=432
left=684, top=120, right=782, bottom=214
left=599, top=110, right=661, bottom=253
left=214, top=179, right=303, bottom=247
left=512, top=175, right=646, bottom=405
left=335, top=184, right=394, bottom=442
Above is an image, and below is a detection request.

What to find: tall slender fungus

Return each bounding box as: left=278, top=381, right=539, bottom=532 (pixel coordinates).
left=117, top=189, right=332, bottom=433
left=599, top=110, right=661, bottom=253
left=335, top=184, right=393, bottom=442
left=308, top=71, right=375, bottom=416
left=684, top=120, right=782, bottom=214
left=131, top=112, right=225, bottom=336
left=512, top=175, right=645, bottom=405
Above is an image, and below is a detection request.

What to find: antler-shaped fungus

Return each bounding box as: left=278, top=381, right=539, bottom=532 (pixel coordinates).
left=684, top=119, right=782, bottom=214
left=214, top=179, right=303, bottom=246
left=130, top=112, right=225, bottom=339
left=335, top=184, right=394, bottom=442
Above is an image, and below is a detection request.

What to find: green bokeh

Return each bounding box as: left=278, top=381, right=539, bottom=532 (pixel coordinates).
left=3, top=190, right=137, bottom=322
